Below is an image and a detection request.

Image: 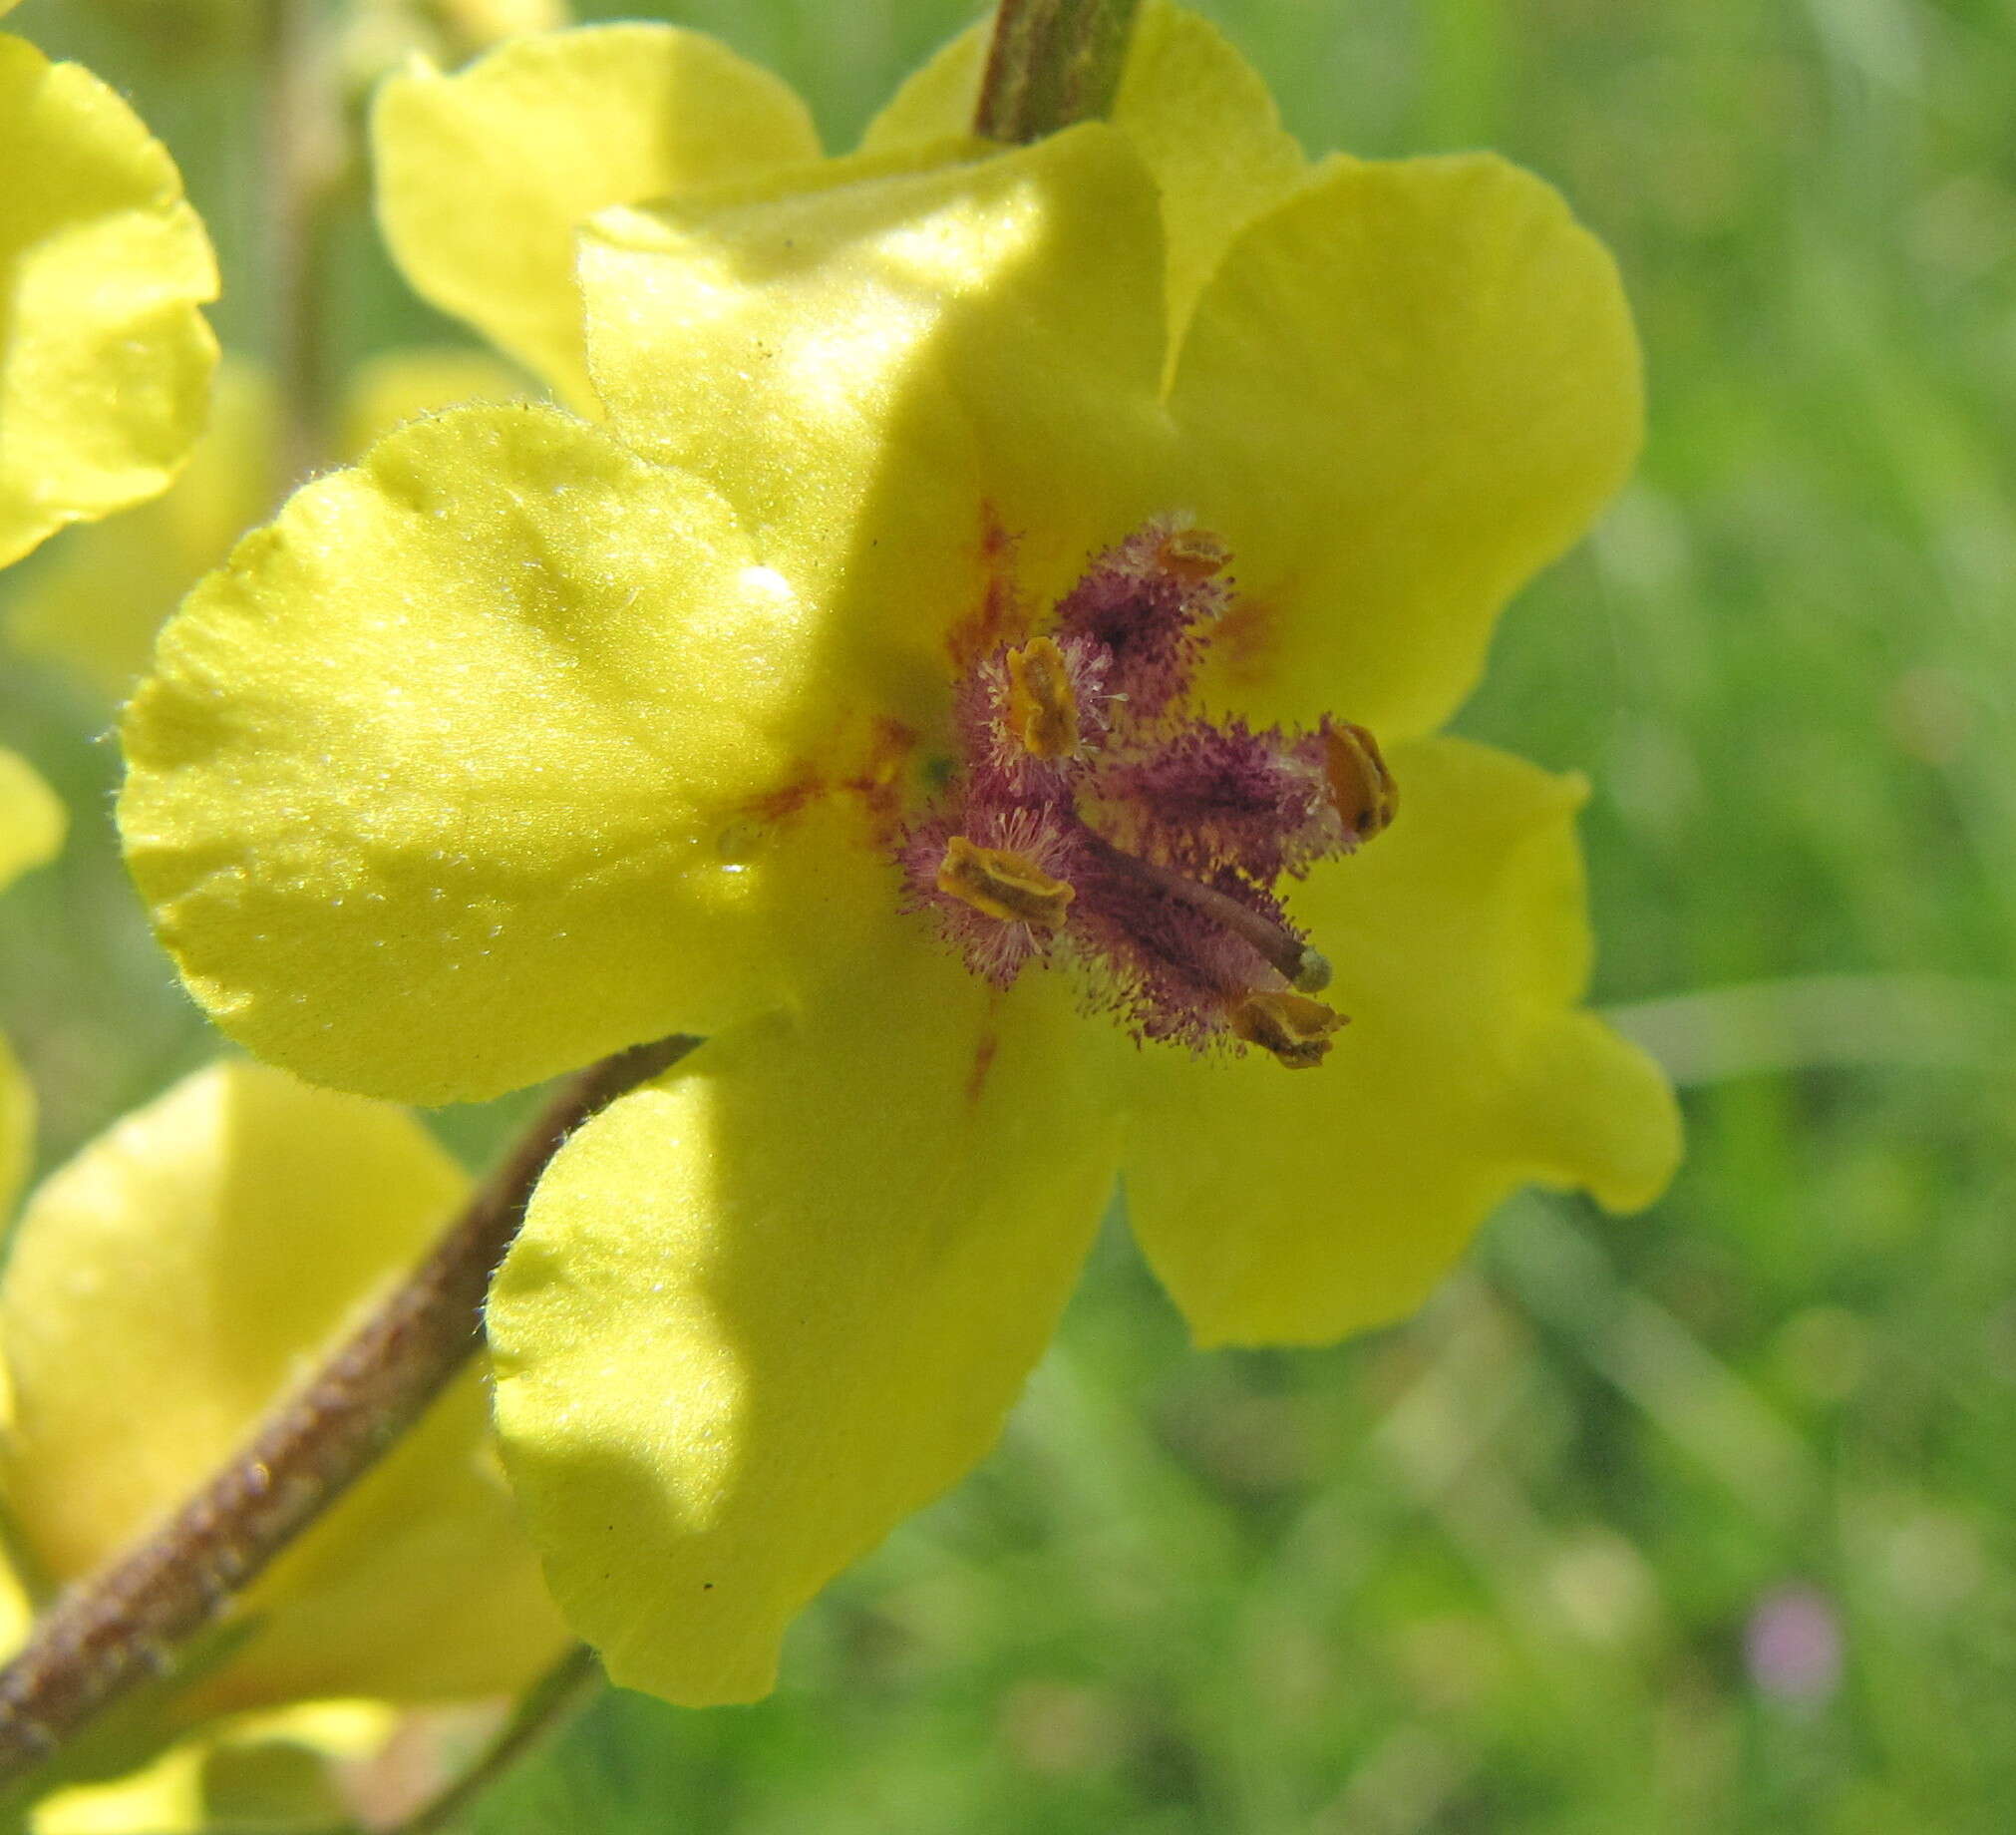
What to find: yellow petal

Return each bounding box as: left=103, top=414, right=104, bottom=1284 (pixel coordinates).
left=372, top=24, right=820, bottom=407
left=580, top=126, right=1170, bottom=716
left=335, top=344, right=529, bottom=455
left=1122, top=737, right=1680, bottom=1347
left=0, top=1061, right=572, bottom=1713
left=0, top=34, right=217, bottom=568
left=863, top=0, right=1307, bottom=351
left=433, top=0, right=574, bottom=50
left=489, top=927, right=1122, bottom=1704
left=0, top=1535, right=25, bottom=1668
left=8, top=361, right=274, bottom=696
left=0, top=747, right=64, bottom=893
left=1170, top=154, right=1642, bottom=740
left=30, top=1745, right=205, bottom=1835
left=121, top=404, right=861, bottom=1104
left=0, top=1033, right=34, bottom=1238
left=13, top=351, right=530, bottom=697
left=0, top=750, right=63, bottom=1215
left=29, top=1704, right=398, bottom=1835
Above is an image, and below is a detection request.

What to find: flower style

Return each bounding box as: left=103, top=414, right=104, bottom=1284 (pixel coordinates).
left=119, top=6, right=1681, bottom=1704
left=0, top=1061, right=572, bottom=1826
left=9, top=348, right=527, bottom=695
left=0, top=6, right=217, bottom=568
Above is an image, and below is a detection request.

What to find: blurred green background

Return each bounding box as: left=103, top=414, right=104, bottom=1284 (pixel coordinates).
left=5, top=0, right=2016, bottom=1829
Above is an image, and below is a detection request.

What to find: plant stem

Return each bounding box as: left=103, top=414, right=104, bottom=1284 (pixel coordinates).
left=261, top=0, right=345, bottom=487
left=0, top=1038, right=692, bottom=1795
left=974, top=0, right=1146, bottom=143
left=392, top=1645, right=603, bottom=1835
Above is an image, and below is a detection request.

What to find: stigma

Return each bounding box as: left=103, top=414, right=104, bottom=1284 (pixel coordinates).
left=899, top=518, right=1397, bottom=1067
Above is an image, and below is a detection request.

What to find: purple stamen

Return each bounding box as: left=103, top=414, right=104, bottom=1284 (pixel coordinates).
left=895, top=518, right=1393, bottom=1064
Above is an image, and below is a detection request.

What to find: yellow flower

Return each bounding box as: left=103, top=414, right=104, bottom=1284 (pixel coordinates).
left=0, top=1061, right=573, bottom=1822
left=120, top=5, right=1681, bottom=1705
left=9, top=348, right=528, bottom=696
left=26, top=1702, right=395, bottom=1835
left=0, top=751, right=64, bottom=1215
left=343, top=0, right=575, bottom=110
left=371, top=19, right=820, bottom=409
left=0, top=12, right=217, bottom=568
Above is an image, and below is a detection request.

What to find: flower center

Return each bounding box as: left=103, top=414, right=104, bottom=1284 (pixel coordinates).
left=898, top=519, right=1396, bottom=1068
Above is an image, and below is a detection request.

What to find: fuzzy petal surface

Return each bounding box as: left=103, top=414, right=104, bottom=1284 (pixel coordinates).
left=1170, top=154, right=1641, bottom=741
left=0, top=1061, right=572, bottom=1712
left=122, top=405, right=862, bottom=1104
left=0, top=750, right=63, bottom=1215
left=0, top=34, right=217, bottom=567
left=579, top=126, right=1171, bottom=716
left=490, top=929, right=1122, bottom=1704
left=373, top=25, right=820, bottom=406
left=862, top=0, right=1306, bottom=352
left=1123, top=737, right=1680, bottom=1347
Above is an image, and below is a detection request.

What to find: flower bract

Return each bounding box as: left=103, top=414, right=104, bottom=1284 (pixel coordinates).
left=120, top=4, right=1681, bottom=1705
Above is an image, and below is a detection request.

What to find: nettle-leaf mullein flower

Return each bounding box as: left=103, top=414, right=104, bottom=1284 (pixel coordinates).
left=0, top=1063, right=572, bottom=1781
left=119, top=6, right=1682, bottom=1703
left=0, top=2, right=217, bottom=567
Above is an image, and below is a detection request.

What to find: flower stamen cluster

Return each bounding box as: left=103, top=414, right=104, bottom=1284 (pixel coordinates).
left=900, top=519, right=1398, bottom=1068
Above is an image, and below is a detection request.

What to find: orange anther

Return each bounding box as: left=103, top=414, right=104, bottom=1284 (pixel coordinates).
left=1003, top=637, right=1082, bottom=761
left=936, top=836, right=1075, bottom=931
left=1321, top=721, right=1398, bottom=842
left=1229, top=989, right=1347, bottom=1069
left=1156, top=526, right=1231, bottom=581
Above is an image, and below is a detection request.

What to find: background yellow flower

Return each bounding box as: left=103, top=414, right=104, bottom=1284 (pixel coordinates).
left=0, top=1060, right=572, bottom=1826
left=8, top=348, right=527, bottom=695
left=0, top=751, right=63, bottom=1215
left=0, top=17, right=216, bottom=568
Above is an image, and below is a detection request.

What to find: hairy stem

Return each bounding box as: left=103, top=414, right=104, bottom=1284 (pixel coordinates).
left=0, top=1038, right=691, bottom=1793
left=974, top=0, right=1145, bottom=143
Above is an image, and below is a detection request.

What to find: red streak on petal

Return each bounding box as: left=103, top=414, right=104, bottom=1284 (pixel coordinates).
left=743, top=769, right=827, bottom=825
left=947, top=503, right=1031, bottom=670
left=964, top=1028, right=1000, bottom=1106
left=841, top=716, right=920, bottom=841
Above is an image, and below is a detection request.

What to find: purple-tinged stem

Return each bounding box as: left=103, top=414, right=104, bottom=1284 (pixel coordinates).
left=974, top=0, right=1146, bottom=144
left=0, top=1037, right=691, bottom=1793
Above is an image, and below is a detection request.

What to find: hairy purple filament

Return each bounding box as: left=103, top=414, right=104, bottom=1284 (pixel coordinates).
left=898, top=519, right=1395, bottom=1067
